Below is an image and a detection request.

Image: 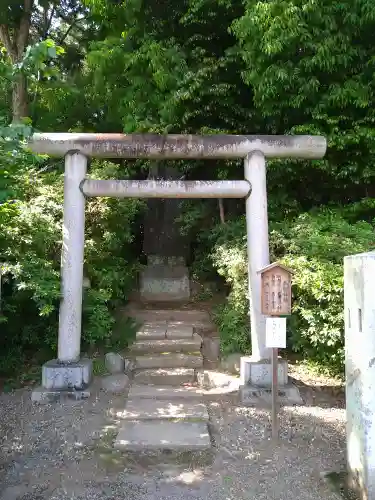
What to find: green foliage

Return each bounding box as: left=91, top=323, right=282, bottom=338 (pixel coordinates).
left=208, top=209, right=374, bottom=373
left=233, top=0, right=375, bottom=205
left=1, top=0, right=375, bottom=379
left=0, top=145, right=142, bottom=373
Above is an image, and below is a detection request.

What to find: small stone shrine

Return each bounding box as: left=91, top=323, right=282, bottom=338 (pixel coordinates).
left=140, top=163, right=191, bottom=301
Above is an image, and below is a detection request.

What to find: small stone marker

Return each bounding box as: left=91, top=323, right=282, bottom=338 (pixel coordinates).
left=105, top=352, right=125, bottom=374
left=101, top=374, right=130, bottom=393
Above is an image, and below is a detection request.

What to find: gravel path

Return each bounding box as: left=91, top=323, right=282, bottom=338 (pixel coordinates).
left=0, top=378, right=345, bottom=500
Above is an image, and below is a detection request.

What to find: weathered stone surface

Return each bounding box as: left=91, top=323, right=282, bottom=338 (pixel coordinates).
left=101, top=374, right=130, bottom=393
left=31, top=387, right=90, bottom=403
left=124, top=358, right=135, bottom=373
left=240, top=357, right=288, bottom=387
left=123, top=305, right=211, bottom=326
left=140, top=264, right=190, bottom=302
left=220, top=353, right=242, bottom=374
left=116, top=399, right=209, bottom=421
left=114, top=421, right=210, bottom=451
left=134, top=368, right=195, bottom=386
left=240, top=383, right=302, bottom=406
left=197, top=370, right=240, bottom=391
left=0, top=484, right=29, bottom=500
left=105, top=352, right=125, bottom=374
left=166, top=324, right=194, bottom=339
left=129, top=384, right=203, bottom=400
left=130, top=335, right=202, bottom=355
left=135, top=353, right=203, bottom=370
left=142, top=164, right=190, bottom=259
left=41, top=358, right=92, bottom=390
left=136, top=324, right=167, bottom=341
left=201, top=337, right=220, bottom=362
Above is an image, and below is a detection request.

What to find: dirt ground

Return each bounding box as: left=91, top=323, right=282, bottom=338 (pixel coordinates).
left=0, top=361, right=347, bottom=500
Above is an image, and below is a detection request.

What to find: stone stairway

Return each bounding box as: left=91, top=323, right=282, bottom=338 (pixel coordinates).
left=113, top=318, right=211, bottom=452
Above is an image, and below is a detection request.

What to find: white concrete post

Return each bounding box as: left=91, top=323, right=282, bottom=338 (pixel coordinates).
left=57, top=152, right=87, bottom=363
left=345, top=251, right=375, bottom=499
left=244, top=151, right=271, bottom=360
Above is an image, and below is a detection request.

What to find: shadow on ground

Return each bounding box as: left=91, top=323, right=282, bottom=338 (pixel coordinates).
left=0, top=376, right=348, bottom=500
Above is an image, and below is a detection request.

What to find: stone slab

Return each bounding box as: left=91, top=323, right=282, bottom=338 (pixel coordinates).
left=136, top=324, right=167, bottom=341
left=166, top=324, right=194, bottom=339
left=116, top=399, right=209, bottom=421
left=134, top=368, right=195, bottom=386
left=42, top=358, right=92, bottom=390
left=31, top=386, right=91, bottom=403
left=240, top=383, right=303, bottom=406
left=123, top=306, right=212, bottom=326
left=140, top=264, right=190, bottom=302
left=130, top=334, right=202, bottom=355
left=129, top=384, right=204, bottom=400
left=114, top=421, right=211, bottom=451
left=240, top=357, right=288, bottom=386
left=135, top=353, right=203, bottom=370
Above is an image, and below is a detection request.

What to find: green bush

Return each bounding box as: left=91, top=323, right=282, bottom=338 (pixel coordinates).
left=0, top=146, right=143, bottom=374
left=209, top=208, right=375, bottom=374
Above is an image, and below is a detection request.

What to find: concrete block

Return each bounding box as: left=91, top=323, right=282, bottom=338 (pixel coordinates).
left=101, top=374, right=130, bottom=393
left=115, top=399, right=209, bottom=421
left=202, top=337, right=220, bottom=362
left=105, top=352, right=125, bottom=374
left=344, top=251, right=375, bottom=498
left=114, top=421, right=210, bottom=451
left=129, top=384, right=203, bottom=400
left=135, top=353, right=203, bottom=370
left=166, top=324, right=194, bottom=339
left=41, top=358, right=92, bottom=390
left=31, top=386, right=91, bottom=403
left=240, top=383, right=302, bottom=406
left=240, top=356, right=288, bottom=387
left=140, top=264, right=190, bottom=301
left=134, top=368, right=195, bottom=386
left=130, top=335, right=202, bottom=355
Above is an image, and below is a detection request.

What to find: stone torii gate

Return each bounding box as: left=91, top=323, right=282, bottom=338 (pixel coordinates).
left=28, top=133, right=326, bottom=401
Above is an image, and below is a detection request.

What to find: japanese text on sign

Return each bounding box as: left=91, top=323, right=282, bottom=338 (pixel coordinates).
left=266, top=317, right=287, bottom=348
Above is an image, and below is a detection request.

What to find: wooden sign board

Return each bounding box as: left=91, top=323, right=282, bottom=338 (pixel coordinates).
left=258, top=262, right=293, bottom=316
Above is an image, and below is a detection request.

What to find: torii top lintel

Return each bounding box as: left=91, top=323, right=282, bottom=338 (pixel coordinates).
left=28, top=133, right=327, bottom=160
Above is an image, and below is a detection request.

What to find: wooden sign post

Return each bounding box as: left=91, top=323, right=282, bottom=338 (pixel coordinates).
left=258, top=263, right=293, bottom=439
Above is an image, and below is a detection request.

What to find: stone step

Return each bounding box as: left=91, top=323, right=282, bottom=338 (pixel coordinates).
left=134, top=368, right=195, bottom=386
left=123, top=306, right=212, bottom=327
left=115, top=398, right=209, bottom=421
left=130, top=334, right=202, bottom=355
left=128, top=384, right=204, bottom=400
left=166, top=324, right=194, bottom=340
left=114, top=421, right=211, bottom=452
left=136, top=323, right=194, bottom=341
left=136, top=322, right=167, bottom=341
left=135, top=353, right=203, bottom=370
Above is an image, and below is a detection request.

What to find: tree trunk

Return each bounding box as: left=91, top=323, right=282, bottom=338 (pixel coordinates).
left=218, top=198, right=225, bottom=224
left=0, top=0, right=33, bottom=123
left=12, top=72, right=28, bottom=123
